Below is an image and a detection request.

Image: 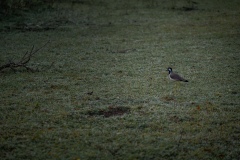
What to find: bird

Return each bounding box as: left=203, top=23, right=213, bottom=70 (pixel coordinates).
left=167, top=67, right=188, bottom=82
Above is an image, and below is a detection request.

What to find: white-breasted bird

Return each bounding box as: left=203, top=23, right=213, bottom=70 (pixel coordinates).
left=167, top=67, right=188, bottom=82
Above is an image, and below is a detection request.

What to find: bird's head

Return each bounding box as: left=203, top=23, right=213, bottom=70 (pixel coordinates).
left=167, top=67, right=172, bottom=72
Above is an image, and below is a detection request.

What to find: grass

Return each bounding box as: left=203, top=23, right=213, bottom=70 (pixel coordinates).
left=0, top=0, right=240, bottom=159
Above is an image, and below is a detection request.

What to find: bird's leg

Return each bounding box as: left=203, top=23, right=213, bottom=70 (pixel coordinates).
left=170, top=82, right=174, bottom=95
left=177, top=82, right=180, bottom=94
left=174, top=82, right=177, bottom=95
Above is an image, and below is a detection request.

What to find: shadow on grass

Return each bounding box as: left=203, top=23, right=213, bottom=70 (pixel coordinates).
left=86, top=106, right=130, bottom=118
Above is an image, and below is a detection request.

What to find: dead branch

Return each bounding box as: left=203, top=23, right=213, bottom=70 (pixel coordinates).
left=0, top=41, right=50, bottom=72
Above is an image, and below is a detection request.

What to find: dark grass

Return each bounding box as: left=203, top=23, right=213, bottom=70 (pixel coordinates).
left=0, top=0, right=240, bottom=159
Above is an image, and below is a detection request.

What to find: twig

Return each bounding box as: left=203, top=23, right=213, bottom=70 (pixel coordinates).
left=177, top=132, right=183, bottom=148
left=177, top=129, right=185, bottom=151
left=0, top=41, right=50, bottom=72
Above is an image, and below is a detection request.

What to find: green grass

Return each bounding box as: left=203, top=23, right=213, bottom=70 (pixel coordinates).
left=0, top=0, right=240, bottom=159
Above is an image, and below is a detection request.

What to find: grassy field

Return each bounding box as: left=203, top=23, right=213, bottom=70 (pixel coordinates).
left=0, top=0, right=240, bottom=159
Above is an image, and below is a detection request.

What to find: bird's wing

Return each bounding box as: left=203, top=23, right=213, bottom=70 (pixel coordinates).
left=170, top=73, right=186, bottom=81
